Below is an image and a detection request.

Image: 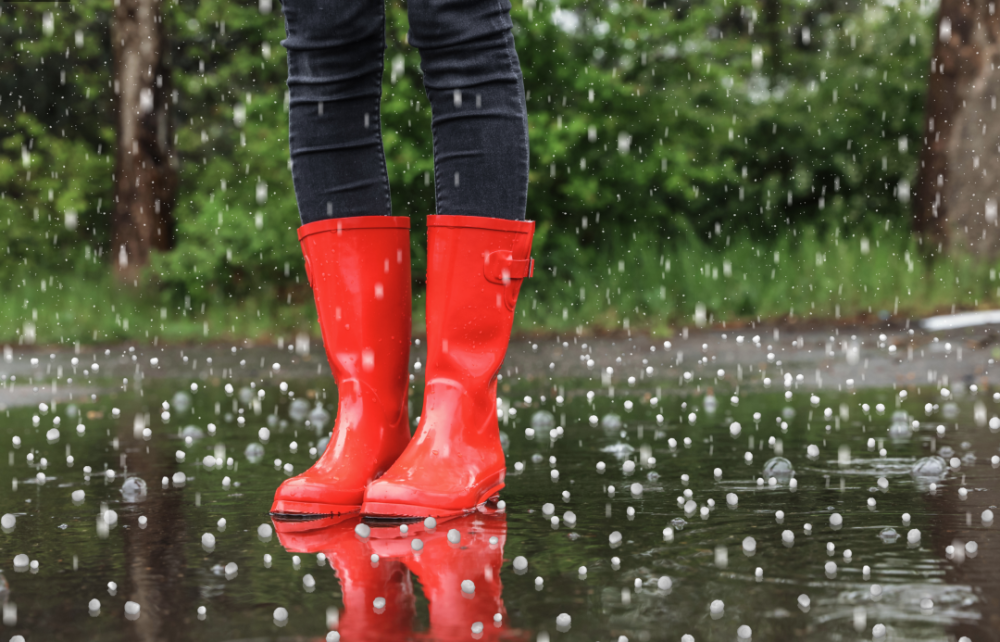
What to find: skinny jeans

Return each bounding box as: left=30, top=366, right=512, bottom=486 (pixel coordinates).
left=281, top=0, right=529, bottom=223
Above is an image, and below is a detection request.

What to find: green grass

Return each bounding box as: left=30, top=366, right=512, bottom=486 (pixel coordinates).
left=5, top=219, right=999, bottom=347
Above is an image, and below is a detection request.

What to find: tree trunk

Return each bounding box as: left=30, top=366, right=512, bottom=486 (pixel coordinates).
left=112, top=0, right=177, bottom=282
left=914, top=0, right=1000, bottom=258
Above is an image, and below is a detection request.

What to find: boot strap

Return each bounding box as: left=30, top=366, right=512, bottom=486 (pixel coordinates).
left=484, top=251, right=533, bottom=285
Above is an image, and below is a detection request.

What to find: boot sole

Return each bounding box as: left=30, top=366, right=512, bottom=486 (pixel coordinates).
left=270, top=500, right=360, bottom=519
left=360, top=482, right=505, bottom=522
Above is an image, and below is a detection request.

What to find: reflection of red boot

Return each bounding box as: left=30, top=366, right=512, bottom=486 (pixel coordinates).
left=272, top=217, right=413, bottom=517
left=273, top=517, right=415, bottom=640
left=363, top=215, right=535, bottom=519
left=369, top=512, right=521, bottom=642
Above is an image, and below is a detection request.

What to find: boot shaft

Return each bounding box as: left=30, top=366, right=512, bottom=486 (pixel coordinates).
left=299, top=216, right=412, bottom=418
left=424, top=215, right=534, bottom=386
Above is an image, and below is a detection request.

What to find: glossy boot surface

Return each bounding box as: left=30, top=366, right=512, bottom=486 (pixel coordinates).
left=273, top=512, right=518, bottom=641
left=362, top=215, right=534, bottom=519
left=271, top=217, right=413, bottom=517
left=402, top=513, right=516, bottom=642
left=273, top=517, right=416, bottom=641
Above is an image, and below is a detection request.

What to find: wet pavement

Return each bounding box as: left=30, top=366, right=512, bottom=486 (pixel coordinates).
left=0, top=323, right=999, bottom=641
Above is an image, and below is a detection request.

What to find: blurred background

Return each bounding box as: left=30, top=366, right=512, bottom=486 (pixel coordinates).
left=0, top=0, right=991, bottom=345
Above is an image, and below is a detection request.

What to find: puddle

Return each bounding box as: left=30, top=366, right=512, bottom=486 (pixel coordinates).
left=0, top=344, right=997, bottom=641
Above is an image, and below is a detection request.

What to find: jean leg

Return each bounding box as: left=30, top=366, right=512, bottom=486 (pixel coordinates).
left=282, top=0, right=392, bottom=223
left=406, top=0, right=529, bottom=221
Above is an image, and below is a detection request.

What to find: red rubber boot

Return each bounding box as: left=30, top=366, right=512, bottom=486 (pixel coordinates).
left=272, top=517, right=415, bottom=641
left=271, top=216, right=413, bottom=517
left=405, top=513, right=515, bottom=642
left=362, top=215, right=534, bottom=519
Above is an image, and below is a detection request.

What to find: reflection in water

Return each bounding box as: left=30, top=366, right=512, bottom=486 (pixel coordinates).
left=274, top=510, right=518, bottom=642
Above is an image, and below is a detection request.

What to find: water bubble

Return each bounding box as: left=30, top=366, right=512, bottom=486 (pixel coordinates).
left=308, top=404, right=331, bottom=430
left=888, top=411, right=913, bottom=439
left=762, top=457, right=793, bottom=483
left=244, top=443, right=265, bottom=463
left=879, top=528, right=899, bottom=544
left=181, top=425, right=204, bottom=441
left=911, top=456, right=947, bottom=479
left=289, top=398, right=311, bottom=422
left=529, top=409, right=556, bottom=431
left=121, top=477, right=147, bottom=503
left=171, top=391, right=192, bottom=414
left=600, top=414, right=623, bottom=432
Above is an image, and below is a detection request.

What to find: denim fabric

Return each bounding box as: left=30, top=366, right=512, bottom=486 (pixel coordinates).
left=282, top=0, right=529, bottom=224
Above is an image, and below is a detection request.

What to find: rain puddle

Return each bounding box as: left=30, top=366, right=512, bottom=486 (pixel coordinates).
left=0, top=343, right=996, bottom=641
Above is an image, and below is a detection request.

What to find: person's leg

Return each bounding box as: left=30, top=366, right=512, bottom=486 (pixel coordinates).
left=360, top=0, right=535, bottom=520
left=282, top=0, right=392, bottom=222
left=273, top=0, right=412, bottom=517
left=406, top=0, right=529, bottom=221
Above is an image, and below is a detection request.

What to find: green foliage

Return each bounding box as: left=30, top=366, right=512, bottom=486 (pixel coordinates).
left=0, top=0, right=979, bottom=345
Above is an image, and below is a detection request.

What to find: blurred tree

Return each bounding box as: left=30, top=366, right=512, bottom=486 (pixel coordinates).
left=914, top=0, right=1000, bottom=258
left=111, top=0, right=177, bottom=280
